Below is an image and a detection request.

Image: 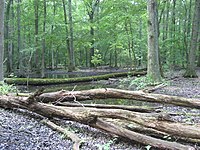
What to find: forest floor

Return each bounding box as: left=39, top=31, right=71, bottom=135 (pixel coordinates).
left=0, top=68, right=200, bottom=150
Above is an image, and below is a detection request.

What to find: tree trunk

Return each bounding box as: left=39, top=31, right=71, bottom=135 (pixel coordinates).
left=62, top=0, right=70, bottom=71
left=68, top=0, right=75, bottom=72
left=41, top=0, right=46, bottom=78
left=147, top=0, right=162, bottom=82
left=184, top=0, right=200, bottom=78
left=5, top=0, right=12, bottom=73
left=34, top=0, right=39, bottom=73
left=0, top=0, right=5, bottom=82
left=198, top=37, right=200, bottom=67
left=17, top=0, right=23, bottom=74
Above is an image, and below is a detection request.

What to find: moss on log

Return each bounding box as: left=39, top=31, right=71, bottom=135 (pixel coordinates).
left=4, top=71, right=146, bottom=85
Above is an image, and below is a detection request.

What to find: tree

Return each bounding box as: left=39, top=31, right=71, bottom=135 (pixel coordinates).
left=183, top=0, right=200, bottom=78
left=84, top=0, right=100, bottom=67
left=41, top=0, right=46, bottom=78
left=147, top=0, right=162, bottom=82
left=0, top=0, right=5, bottom=82
left=68, top=0, right=75, bottom=72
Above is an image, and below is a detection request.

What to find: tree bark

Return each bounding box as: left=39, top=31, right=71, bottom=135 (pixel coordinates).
left=34, top=0, right=39, bottom=73
left=62, top=0, right=71, bottom=71
left=38, top=88, right=200, bottom=109
left=184, top=0, right=200, bottom=78
left=147, top=0, right=162, bottom=82
left=0, top=0, right=5, bottom=82
left=68, top=0, right=75, bottom=72
left=41, top=0, right=46, bottom=78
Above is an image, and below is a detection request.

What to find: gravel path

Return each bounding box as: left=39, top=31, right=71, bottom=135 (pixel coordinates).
left=1, top=69, right=200, bottom=150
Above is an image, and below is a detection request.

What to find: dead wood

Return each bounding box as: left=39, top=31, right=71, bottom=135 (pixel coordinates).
left=41, top=119, right=82, bottom=150
left=38, top=88, right=200, bottom=109
left=126, top=123, right=200, bottom=144
left=91, top=119, right=195, bottom=150
left=57, top=102, right=160, bottom=113
left=142, top=83, right=167, bottom=93
left=1, top=95, right=200, bottom=140
left=0, top=95, right=195, bottom=150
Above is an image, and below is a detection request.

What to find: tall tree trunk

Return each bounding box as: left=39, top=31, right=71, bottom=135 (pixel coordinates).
left=5, top=0, right=11, bottom=73
left=41, top=0, right=46, bottom=78
left=147, top=0, right=162, bottom=82
left=197, top=37, right=200, bottom=67
left=85, top=0, right=99, bottom=68
left=34, top=0, right=39, bottom=73
left=89, top=14, right=95, bottom=68
left=62, top=0, right=70, bottom=71
left=170, top=0, right=176, bottom=69
left=0, top=0, right=5, bottom=82
left=68, top=0, right=75, bottom=72
left=17, top=0, right=22, bottom=74
left=183, top=0, right=200, bottom=78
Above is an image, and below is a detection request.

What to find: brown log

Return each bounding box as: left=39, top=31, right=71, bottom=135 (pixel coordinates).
left=0, top=95, right=195, bottom=150
left=1, top=95, right=200, bottom=140
left=57, top=102, right=160, bottom=113
left=126, top=124, right=200, bottom=144
left=38, top=88, right=200, bottom=109
left=92, top=119, right=195, bottom=150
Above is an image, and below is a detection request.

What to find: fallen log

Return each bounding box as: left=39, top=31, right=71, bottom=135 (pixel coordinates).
left=1, top=95, right=200, bottom=139
left=0, top=95, right=196, bottom=149
left=38, top=88, right=200, bottom=109
left=92, top=119, right=195, bottom=150
left=57, top=102, right=160, bottom=113
left=4, top=71, right=146, bottom=85
left=126, top=123, right=200, bottom=144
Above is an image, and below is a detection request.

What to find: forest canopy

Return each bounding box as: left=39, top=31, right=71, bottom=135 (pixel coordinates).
left=1, top=0, right=199, bottom=78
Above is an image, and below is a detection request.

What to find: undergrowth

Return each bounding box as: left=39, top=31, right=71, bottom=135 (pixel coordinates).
left=129, top=76, right=167, bottom=90
left=0, top=83, right=18, bottom=95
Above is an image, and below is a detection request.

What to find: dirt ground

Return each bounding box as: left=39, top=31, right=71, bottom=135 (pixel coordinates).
left=0, top=68, right=200, bottom=150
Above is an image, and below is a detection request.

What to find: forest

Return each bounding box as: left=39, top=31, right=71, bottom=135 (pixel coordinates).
left=0, top=0, right=200, bottom=150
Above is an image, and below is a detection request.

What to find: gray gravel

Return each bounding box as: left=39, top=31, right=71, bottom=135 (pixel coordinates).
left=0, top=109, right=140, bottom=150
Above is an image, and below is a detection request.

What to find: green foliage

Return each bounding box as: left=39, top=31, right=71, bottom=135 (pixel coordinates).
left=91, top=49, right=104, bottom=67
left=129, top=76, right=166, bottom=90
left=0, top=83, right=18, bottom=95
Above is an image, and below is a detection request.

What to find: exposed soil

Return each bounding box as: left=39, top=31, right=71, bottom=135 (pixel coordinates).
left=0, top=68, right=200, bottom=150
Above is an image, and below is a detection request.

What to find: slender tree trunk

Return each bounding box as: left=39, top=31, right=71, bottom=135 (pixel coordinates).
left=124, top=21, right=132, bottom=67
left=85, top=0, right=99, bottom=68
left=62, top=0, right=70, bottom=71
left=197, top=37, right=200, bottom=67
left=34, top=0, right=39, bottom=73
left=184, top=0, right=200, bottom=78
left=50, top=0, right=56, bottom=70
left=5, top=0, right=11, bottom=73
left=114, top=45, right=117, bottom=67
left=68, top=0, right=75, bottom=72
left=147, top=0, right=162, bottom=82
left=0, top=0, right=5, bottom=82
left=89, top=15, right=95, bottom=68
left=17, top=0, right=22, bottom=74
left=41, top=0, right=46, bottom=78
left=170, top=0, right=176, bottom=69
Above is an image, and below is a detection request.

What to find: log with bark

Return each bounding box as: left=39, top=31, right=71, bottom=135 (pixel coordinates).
left=38, top=88, right=200, bottom=109
left=0, top=91, right=198, bottom=150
